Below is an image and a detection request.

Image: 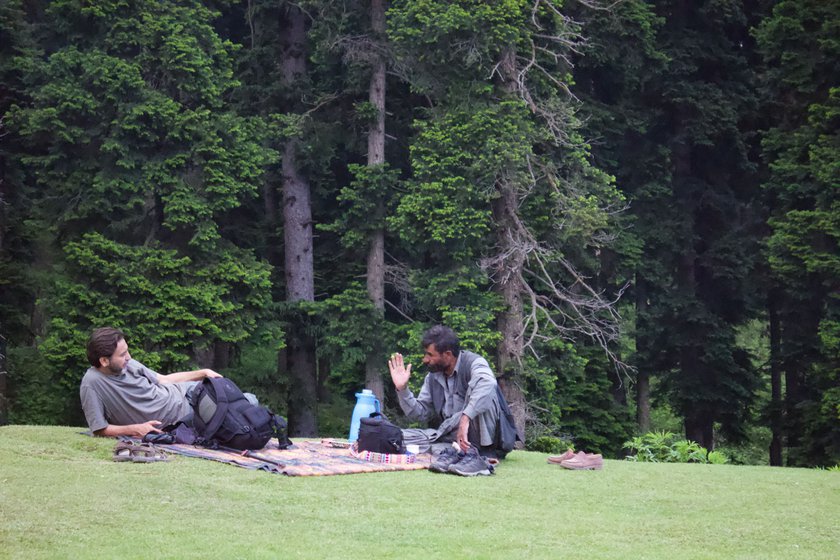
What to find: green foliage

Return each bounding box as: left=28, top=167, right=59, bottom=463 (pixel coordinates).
left=320, top=163, right=401, bottom=250
left=624, top=431, right=727, bottom=464
left=392, top=103, right=537, bottom=261
left=10, top=45, right=273, bottom=247
left=525, top=435, right=573, bottom=454
left=40, top=232, right=272, bottom=381
left=6, top=1, right=275, bottom=412
left=8, top=0, right=276, bottom=252
left=0, top=0, right=41, bottom=346
left=5, top=346, right=72, bottom=425
left=218, top=335, right=287, bottom=415
left=1, top=0, right=836, bottom=471
left=316, top=398, right=356, bottom=439
left=314, top=284, right=394, bottom=394
left=707, top=450, right=728, bottom=465
left=518, top=339, right=633, bottom=457
left=756, top=0, right=840, bottom=466
left=574, top=0, right=764, bottom=452
left=388, top=0, right=527, bottom=93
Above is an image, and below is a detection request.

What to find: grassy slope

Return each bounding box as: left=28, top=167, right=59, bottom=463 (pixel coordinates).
left=1, top=426, right=838, bottom=560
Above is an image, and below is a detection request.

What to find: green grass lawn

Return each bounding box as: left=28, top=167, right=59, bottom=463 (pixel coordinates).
left=1, top=426, right=838, bottom=559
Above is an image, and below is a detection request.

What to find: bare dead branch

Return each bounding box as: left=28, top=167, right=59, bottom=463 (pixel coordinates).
left=385, top=299, right=415, bottom=323
left=302, top=92, right=340, bottom=116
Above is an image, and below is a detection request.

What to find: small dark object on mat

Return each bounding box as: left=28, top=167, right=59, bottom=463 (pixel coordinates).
left=143, top=432, right=175, bottom=444
left=321, top=438, right=351, bottom=449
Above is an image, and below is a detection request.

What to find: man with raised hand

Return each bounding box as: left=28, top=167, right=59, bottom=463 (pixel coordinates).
left=388, top=325, right=516, bottom=476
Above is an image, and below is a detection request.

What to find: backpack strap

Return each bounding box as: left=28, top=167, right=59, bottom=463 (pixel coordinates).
left=202, top=378, right=230, bottom=441
left=270, top=413, right=292, bottom=449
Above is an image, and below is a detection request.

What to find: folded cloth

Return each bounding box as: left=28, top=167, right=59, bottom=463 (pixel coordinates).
left=349, top=441, right=417, bottom=464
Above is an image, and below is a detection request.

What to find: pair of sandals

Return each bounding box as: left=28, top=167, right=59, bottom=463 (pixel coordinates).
left=113, top=441, right=169, bottom=463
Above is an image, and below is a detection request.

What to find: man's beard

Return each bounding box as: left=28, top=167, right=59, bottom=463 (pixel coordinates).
left=107, top=362, right=124, bottom=375
left=427, top=359, right=447, bottom=373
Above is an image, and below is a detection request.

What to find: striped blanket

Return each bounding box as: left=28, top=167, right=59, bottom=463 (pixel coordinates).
left=156, top=439, right=431, bottom=477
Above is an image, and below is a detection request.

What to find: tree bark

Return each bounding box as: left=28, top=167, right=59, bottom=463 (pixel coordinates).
left=364, top=0, right=387, bottom=402
left=677, top=250, right=715, bottom=450
left=670, top=112, right=716, bottom=451
left=280, top=5, right=317, bottom=436
left=768, top=292, right=783, bottom=466
left=488, top=48, right=529, bottom=445
left=0, top=156, right=7, bottom=423
left=635, top=370, right=650, bottom=433
left=0, top=334, right=8, bottom=425
left=635, top=275, right=651, bottom=433
left=492, top=178, right=528, bottom=444
left=781, top=296, right=820, bottom=465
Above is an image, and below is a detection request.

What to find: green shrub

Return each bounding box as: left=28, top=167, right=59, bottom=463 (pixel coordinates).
left=222, top=340, right=287, bottom=415
left=316, top=398, right=356, bottom=439
left=715, top=425, right=773, bottom=465
left=6, top=346, right=77, bottom=425
left=526, top=435, right=573, bottom=454
left=624, top=431, right=728, bottom=464
left=707, top=451, right=729, bottom=465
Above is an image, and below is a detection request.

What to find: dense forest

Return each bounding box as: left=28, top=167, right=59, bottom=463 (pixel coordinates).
left=0, top=0, right=837, bottom=467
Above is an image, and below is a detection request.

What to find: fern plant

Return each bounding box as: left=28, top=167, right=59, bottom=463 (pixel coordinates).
left=624, top=431, right=728, bottom=464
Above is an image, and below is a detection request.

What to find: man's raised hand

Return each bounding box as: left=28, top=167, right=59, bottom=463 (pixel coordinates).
left=388, top=353, right=412, bottom=392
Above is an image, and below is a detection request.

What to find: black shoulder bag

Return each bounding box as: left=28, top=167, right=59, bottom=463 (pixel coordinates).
left=357, top=412, right=405, bottom=454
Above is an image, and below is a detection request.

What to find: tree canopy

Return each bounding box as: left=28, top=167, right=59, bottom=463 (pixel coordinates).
left=1, top=0, right=837, bottom=466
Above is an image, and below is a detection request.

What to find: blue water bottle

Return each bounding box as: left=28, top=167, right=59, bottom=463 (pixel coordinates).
left=348, top=389, right=381, bottom=442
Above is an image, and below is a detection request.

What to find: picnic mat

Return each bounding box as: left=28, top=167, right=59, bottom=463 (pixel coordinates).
left=152, top=439, right=432, bottom=477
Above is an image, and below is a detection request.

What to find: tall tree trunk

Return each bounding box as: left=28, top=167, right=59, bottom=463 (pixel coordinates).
left=671, top=114, right=715, bottom=451
left=635, top=370, right=650, bottom=433
left=781, top=296, right=820, bottom=465
left=0, top=334, right=7, bottom=425
left=489, top=48, right=529, bottom=444
left=678, top=249, right=715, bottom=450
left=364, top=0, right=386, bottom=402
left=677, top=257, right=714, bottom=451
left=280, top=5, right=317, bottom=436
left=491, top=178, right=528, bottom=442
left=0, top=161, right=7, bottom=423
left=768, top=292, right=783, bottom=466
left=635, top=275, right=651, bottom=433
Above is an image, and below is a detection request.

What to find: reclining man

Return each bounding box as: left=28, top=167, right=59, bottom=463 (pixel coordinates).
left=80, top=327, right=231, bottom=438
left=387, top=325, right=517, bottom=476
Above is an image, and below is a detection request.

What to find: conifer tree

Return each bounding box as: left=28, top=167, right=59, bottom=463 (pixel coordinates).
left=388, top=0, right=628, bottom=440
left=755, top=0, right=840, bottom=466
left=7, top=0, right=274, bottom=409
left=573, top=0, right=765, bottom=450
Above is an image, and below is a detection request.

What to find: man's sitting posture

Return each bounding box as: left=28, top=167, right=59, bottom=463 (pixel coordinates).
left=80, top=327, right=222, bottom=438
left=388, top=325, right=515, bottom=475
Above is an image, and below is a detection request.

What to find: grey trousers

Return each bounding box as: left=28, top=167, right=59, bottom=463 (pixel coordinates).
left=402, top=393, right=502, bottom=454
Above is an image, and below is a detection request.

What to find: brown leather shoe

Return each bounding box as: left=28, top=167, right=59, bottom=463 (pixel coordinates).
left=547, top=448, right=576, bottom=464
left=560, top=453, right=603, bottom=470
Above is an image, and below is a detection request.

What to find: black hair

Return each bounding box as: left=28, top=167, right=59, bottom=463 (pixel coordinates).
left=421, top=325, right=460, bottom=357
